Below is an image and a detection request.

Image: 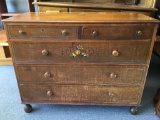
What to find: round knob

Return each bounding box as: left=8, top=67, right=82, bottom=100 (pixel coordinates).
left=44, top=72, right=51, bottom=78
left=137, top=30, right=142, bottom=36
left=112, top=50, right=119, bottom=57
left=61, top=30, right=67, bottom=36
left=42, top=49, right=49, bottom=56
left=19, top=30, right=25, bottom=35
left=47, top=91, right=53, bottom=97
left=108, top=92, right=114, bottom=97
left=110, top=73, right=117, bottom=79
left=93, top=31, right=98, bottom=36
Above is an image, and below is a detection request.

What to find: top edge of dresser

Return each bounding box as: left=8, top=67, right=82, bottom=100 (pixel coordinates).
left=2, top=12, right=159, bottom=23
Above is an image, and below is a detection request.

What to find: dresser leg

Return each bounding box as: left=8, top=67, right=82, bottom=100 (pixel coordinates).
left=24, top=104, right=32, bottom=113
left=130, top=106, right=138, bottom=115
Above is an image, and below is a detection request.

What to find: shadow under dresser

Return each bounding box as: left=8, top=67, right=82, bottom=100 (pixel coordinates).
left=2, top=12, right=159, bottom=114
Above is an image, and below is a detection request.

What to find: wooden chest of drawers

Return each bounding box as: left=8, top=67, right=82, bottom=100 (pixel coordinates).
left=3, top=12, right=158, bottom=114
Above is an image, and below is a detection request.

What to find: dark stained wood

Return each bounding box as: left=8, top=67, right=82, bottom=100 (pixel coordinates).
left=0, top=0, right=8, bottom=14
left=24, top=104, right=32, bottom=113
left=27, top=0, right=35, bottom=12
left=0, top=0, right=8, bottom=22
left=3, top=12, right=158, bottom=113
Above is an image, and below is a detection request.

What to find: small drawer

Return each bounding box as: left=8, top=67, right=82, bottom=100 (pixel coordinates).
left=38, top=6, right=68, bottom=12
left=80, top=24, right=154, bottom=40
left=17, top=65, right=146, bottom=85
left=20, top=84, right=141, bottom=105
left=7, top=25, right=78, bottom=39
left=12, top=41, right=150, bottom=64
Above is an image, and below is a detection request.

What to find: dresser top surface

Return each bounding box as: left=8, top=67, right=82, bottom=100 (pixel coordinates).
left=2, top=12, right=159, bottom=23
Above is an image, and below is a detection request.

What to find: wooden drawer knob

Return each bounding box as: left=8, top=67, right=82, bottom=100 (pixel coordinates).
left=137, top=30, right=142, bottom=36
left=108, top=92, right=114, bottom=97
left=47, top=91, right=53, bottom=97
left=110, top=73, right=117, bottom=79
left=93, top=31, right=98, bottom=36
left=112, top=50, right=119, bottom=57
left=44, top=72, right=51, bottom=78
left=42, top=49, right=49, bottom=56
left=61, top=30, right=67, bottom=36
left=19, top=30, right=25, bottom=35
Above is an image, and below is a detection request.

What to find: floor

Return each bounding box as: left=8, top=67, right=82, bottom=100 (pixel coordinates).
left=0, top=54, right=160, bottom=120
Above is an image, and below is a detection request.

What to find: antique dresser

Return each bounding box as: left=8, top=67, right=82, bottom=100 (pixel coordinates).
left=2, top=12, right=158, bottom=114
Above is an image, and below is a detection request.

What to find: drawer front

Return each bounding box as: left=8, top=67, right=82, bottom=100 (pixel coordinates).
left=38, top=6, right=68, bottom=12
left=17, top=65, right=146, bottom=85
left=20, top=84, right=141, bottom=104
left=81, top=24, right=154, bottom=40
left=7, top=24, right=154, bottom=40
left=12, top=41, right=150, bottom=64
left=8, top=26, right=78, bottom=39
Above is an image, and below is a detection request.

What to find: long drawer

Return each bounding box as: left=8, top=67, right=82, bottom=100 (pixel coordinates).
left=20, top=84, right=141, bottom=105
left=12, top=41, right=150, bottom=64
left=7, top=24, right=154, bottom=40
left=17, top=65, right=146, bottom=85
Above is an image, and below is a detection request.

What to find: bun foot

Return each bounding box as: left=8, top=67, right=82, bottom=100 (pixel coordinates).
left=130, top=106, right=138, bottom=115
left=24, top=104, right=32, bottom=113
